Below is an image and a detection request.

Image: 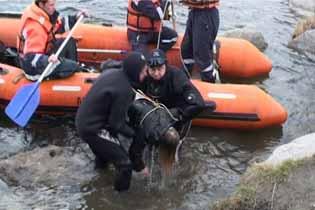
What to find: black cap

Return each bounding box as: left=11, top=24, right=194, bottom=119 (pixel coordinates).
left=147, top=49, right=166, bottom=68
left=123, top=52, right=146, bottom=86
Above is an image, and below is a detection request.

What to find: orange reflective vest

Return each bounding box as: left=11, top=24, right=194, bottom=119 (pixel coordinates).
left=180, top=0, right=219, bottom=9
left=127, top=0, right=162, bottom=32
left=17, top=3, right=63, bottom=56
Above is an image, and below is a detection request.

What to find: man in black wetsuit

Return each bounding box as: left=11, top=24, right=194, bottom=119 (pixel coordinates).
left=75, top=52, right=148, bottom=192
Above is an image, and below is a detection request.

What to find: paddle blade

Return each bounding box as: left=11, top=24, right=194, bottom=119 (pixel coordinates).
left=5, top=83, right=40, bottom=127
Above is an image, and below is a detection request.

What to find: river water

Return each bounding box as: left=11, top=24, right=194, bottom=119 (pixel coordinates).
left=1, top=0, right=315, bottom=210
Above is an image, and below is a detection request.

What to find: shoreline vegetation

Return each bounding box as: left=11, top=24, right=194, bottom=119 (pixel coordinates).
left=211, top=156, right=315, bottom=210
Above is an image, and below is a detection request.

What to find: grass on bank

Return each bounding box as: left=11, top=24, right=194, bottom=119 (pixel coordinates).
left=211, top=158, right=306, bottom=210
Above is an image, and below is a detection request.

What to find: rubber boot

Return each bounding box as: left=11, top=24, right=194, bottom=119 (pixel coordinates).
left=114, top=160, right=133, bottom=192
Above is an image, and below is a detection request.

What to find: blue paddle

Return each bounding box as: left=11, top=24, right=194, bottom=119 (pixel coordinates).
left=5, top=15, right=84, bottom=127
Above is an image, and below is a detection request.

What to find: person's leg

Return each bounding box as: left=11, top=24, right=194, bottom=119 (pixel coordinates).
left=181, top=10, right=194, bottom=75
left=193, top=8, right=219, bottom=83
left=127, top=29, right=150, bottom=54
left=21, top=52, right=78, bottom=81
left=47, top=58, right=79, bottom=79
left=53, top=37, right=78, bottom=61
left=154, top=26, right=178, bottom=52
left=83, top=132, right=133, bottom=192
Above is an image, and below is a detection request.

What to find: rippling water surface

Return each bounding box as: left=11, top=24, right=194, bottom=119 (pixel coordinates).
left=1, top=0, right=315, bottom=209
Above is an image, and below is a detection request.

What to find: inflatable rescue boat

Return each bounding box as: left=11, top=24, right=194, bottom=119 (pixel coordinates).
left=0, top=12, right=272, bottom=79
left=0, top=63, right=287, bottom=129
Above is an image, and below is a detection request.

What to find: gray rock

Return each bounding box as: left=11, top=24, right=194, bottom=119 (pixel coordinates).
left=263, top=132, right=315, bottom=166
left=223, top=28, right=268, bottom=51
left=0, top=145, right=96, bottom=187
left=288, top=29, right=315, bottom=55
left=292, top=16, right=315, bottom=39
left=289, top=0, right=315, bottom=17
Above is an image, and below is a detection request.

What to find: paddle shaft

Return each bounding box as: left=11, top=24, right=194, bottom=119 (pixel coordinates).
left=157, top=0, right=172, bottom=49
left=37, top=15, right=84, bottom=83
left=77, top=45, right=181, bottom=54
left=171, top=0, right=176, bottom=31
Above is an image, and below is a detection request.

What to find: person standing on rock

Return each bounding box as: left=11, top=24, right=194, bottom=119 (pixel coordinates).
left=180, top=0, right=220, bottom=83
left=75, top=52, right=149, bottom=192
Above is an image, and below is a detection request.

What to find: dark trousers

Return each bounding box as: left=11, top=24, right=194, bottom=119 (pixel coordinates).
left=127, top=26, right=178, bottom=53
left=181, top=7, right=219, bottom=80
left=81, top=132, right=133, bottom=192
left=21, top=38, right=79, bottom=80
left=52, top=37, right=78, bottom=62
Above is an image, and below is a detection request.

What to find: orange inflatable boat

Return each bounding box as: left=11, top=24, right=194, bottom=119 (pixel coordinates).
left=0, top=12, right=272, bottom=79
left=0, top=63, right=287, bottom=129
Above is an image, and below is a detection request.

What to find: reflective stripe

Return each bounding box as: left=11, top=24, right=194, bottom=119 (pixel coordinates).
left=135, top=91, right=146, bottom=100
left=132, top=0, right=140, bottom=6
left=52, top=85, right=81, bottom=92
left=183, top=58, right=195, bottom=64
left=31, top=54, right=42, bottom=67
left=156, top=6, right=164, bottom=20
left=161, top=37, right=177, bottom=43
left=208, top=93, right=236, bottom=99
left=38, top=16, right=45, bottom=25
left=24, top=73, right=40, bottom=81
left=98, top=129, right=120, bottom=145
left=24, top=60, right=60, bottom=81
left=0, top=78, right=4, bottom=84
left=64, top=16, right=70, bottom=32
left=201, top=64, right=213, bottom=72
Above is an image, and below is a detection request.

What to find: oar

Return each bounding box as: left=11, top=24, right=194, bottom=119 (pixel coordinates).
left=171, top=0, right=176, bottom=31
left=157, top=0, right=172, bottom=49
left=5, top=15, right=84, bottom=127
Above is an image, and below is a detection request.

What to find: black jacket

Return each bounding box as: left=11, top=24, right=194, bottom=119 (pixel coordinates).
left=142, top=66, right=205, bottom=120
left=75, top=68, right=135, bottom=138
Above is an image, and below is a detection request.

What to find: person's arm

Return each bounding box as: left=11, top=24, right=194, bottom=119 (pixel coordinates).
left=56, top=10, right=88, bottom=33
left=108, top=89, right=135, bottom=137
left=173, top=70, right=206, bottom=120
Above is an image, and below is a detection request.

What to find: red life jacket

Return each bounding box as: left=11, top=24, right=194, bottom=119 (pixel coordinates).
left=180, top=0, right=219, bottom=9
left=17, top=3, right=62, bottom=56
left=127, top=0, right=162, bottom=32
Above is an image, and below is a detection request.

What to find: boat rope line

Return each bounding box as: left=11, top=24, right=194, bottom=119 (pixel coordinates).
left=198, top=111, right=260, bottom=121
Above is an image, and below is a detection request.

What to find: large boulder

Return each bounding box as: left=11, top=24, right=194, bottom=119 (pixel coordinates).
left=289, top=0, right=315, bottom=17
left=223, top=28, right=268, bottom=51
left=292, top=16, right=315, bottom=39
left=0, top=145, right=96, bottom=187
left=264, top=133, right=315, bottom=166
left=211, top=133, right=315, bottom=210
left=288, top=29, right=315, bottom=55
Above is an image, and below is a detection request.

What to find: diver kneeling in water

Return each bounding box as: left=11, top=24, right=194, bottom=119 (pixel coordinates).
left=128, top=94, right=181, bottom=176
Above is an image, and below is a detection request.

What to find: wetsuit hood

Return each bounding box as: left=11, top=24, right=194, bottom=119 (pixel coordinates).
left=123, top=52, right=146, bottom=88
